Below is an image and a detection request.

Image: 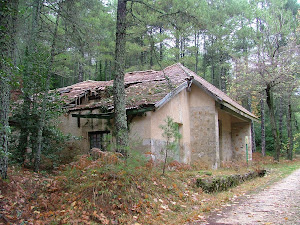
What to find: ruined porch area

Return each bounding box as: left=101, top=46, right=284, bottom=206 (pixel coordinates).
left=218, top=110, right=252, bottom=166
left=190, top=107, right=252, bottom=169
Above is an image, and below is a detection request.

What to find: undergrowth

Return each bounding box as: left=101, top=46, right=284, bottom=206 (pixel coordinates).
left=0, top=152, right=300, bottom=224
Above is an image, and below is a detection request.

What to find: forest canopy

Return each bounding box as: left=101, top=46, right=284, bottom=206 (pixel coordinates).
left=0, top=0, right=299, bottom=177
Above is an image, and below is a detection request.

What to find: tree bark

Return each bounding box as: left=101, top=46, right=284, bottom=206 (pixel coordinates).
left=113, top=0, right=128, bottom=156
left=0, top=0, right=19, bottom=179
left=175, top=28, right=180, bottom=62
left=0, top=81, right=10, bottom=179
left=159, top=26, right=163, bottom=62
left=180, top=36, right=185, bottom=60
left=34, top=6, right=60, bottom=172
left=18, top=0, right=41, bottom=164
left=265, top=85, right=281, bottom=161
left=194, top=31, right=199, bottom=74
left=260, top=97, right=266, bottom=156
left=247, top=97, right=256, bottom=153
left=78, top=48, right=84, bottom=82
left=149, top=28, right=154, bottom=68
left=278, top=97, right=283, bottom=148
left=286, top=97, right=293, bottom=160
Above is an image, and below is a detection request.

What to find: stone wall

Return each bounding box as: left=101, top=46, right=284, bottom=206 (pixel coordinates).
left=190, top=106, right=218, bottom=168
left=231, top=122, right=252, bottom=162
left=188, top=85, right=219, bottom=168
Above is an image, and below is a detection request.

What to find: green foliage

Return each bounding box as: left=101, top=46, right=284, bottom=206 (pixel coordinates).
left=1, top=0, right=298, bottom=168
left=10, top=92, right=71, bottom=169
left=293, top=132, right=300, bottom=154
left=159, top=116, right=181, bottom=174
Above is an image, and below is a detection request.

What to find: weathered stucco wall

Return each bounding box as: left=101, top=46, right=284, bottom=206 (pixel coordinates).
left=128, top=112, right=152, bottom=153
left=217, top=109, right=233, bottom=163
left=146, top=89, right=191, bottom=164
left=58, top=109, right=113, bottom=153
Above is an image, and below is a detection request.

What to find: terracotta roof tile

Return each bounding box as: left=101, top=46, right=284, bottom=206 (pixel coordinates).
left=57, top=63, right=256, bottom=119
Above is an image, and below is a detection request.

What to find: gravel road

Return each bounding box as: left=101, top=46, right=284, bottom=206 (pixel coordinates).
left=198, top=168, right=300, bottom=225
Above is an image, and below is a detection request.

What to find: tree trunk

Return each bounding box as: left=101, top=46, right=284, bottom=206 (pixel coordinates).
left=175, top=28, right=180, bottom=62
left=105, top=60, right=108, bottom=81
left=159, top=27, right=163, bottom=62
left=0, top=81, right=10, bottom=179
left=265, top=85, right=281, bottom=161
left=247, top=97, right=256, bottom=153
left=18, top=0, right=41, bottom=164
left=195, top=31, right=199, bottom=74
left=150, top=29, right=154, bottom=68
left=78, top=61, right=84, bottom=82
left=286, top=97, right=293, bottom=160
left=220, top=66, right=226, bottom=92
left=293, top=113, right=299, bottom=131
left=180, top=36, right=185, bottom=60
left=113, top=0, right=128, bottom=156
left=0, top=0, right=19, bottom=179
left=278, top=97, right=283, bottom=148
left=34, top=7, right=60, bottom=172
left=260, top=98, right=266, bottom=156
left=140, top=36, right=144, bottom=66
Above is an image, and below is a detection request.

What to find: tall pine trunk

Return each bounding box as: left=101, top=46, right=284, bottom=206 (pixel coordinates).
left=113, top=0, right=128, bottom=156
left=194, top=31, right=199, bottom=74
left=266, top=85, right=281, bottom=161
left=0, top=0, right=19, bottom=179
left=159, top=26, right=163, bottom=62
left=18, top=0, right=41, bottom=163
left=34, top=7, right=60, bottom=172
left=175, top=28, right=180, bottom=62
left=149, top=29, right=154, bottom=68
left=278, top=97, right=283, bottom=149
left=247, top=97, right=256, bottom=153
left=260, top=97, right=266, bottom=156
left=78, top=58, right=84, bottom=82
left=286, top=97, right=293, bottom=160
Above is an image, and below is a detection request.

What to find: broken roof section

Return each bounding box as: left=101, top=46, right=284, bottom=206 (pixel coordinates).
left=57, top=63, right=257, bottom=121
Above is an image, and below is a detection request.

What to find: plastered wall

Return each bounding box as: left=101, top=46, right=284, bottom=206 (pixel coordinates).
left=129, top=89, right=191, bottom=164
left=217, top=109, right=233, bottom=163
left=58, top=108, right=113, bottom=153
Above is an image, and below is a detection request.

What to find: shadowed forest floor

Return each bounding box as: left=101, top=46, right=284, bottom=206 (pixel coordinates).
left=1, top=153, right=300, bottom=224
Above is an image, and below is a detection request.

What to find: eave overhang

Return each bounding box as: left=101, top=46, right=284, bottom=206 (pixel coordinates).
left=155, top=82, right=188, bottom=109
left=192, top=79, right=259, bottom=123
left=71, top=106, right=155, bottom=119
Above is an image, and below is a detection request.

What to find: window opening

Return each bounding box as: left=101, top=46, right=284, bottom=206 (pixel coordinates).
left=89, top=131, right=110, bottom=150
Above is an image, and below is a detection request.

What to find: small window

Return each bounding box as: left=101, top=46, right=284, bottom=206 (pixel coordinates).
left=89, top=131, right=110, bottom=150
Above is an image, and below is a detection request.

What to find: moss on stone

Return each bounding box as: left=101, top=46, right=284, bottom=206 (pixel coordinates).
left=196, top=170, right=266, bottom=193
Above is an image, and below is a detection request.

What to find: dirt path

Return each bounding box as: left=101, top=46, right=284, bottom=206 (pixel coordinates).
left=198, top=168, right=300, bottom=225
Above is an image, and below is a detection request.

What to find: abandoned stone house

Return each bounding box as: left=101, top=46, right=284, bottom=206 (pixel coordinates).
left=57, top=63, right=258, bottom=168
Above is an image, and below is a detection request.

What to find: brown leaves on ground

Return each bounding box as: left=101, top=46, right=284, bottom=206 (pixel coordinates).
left=0, top=155, right=198, bottom=224
left=1, top=154, right=299, bottom=224
left=0, top=168, right=57, bottom=224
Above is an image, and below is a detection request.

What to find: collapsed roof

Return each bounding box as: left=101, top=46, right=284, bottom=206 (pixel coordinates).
left=57, top=63, right=257, bottom=121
